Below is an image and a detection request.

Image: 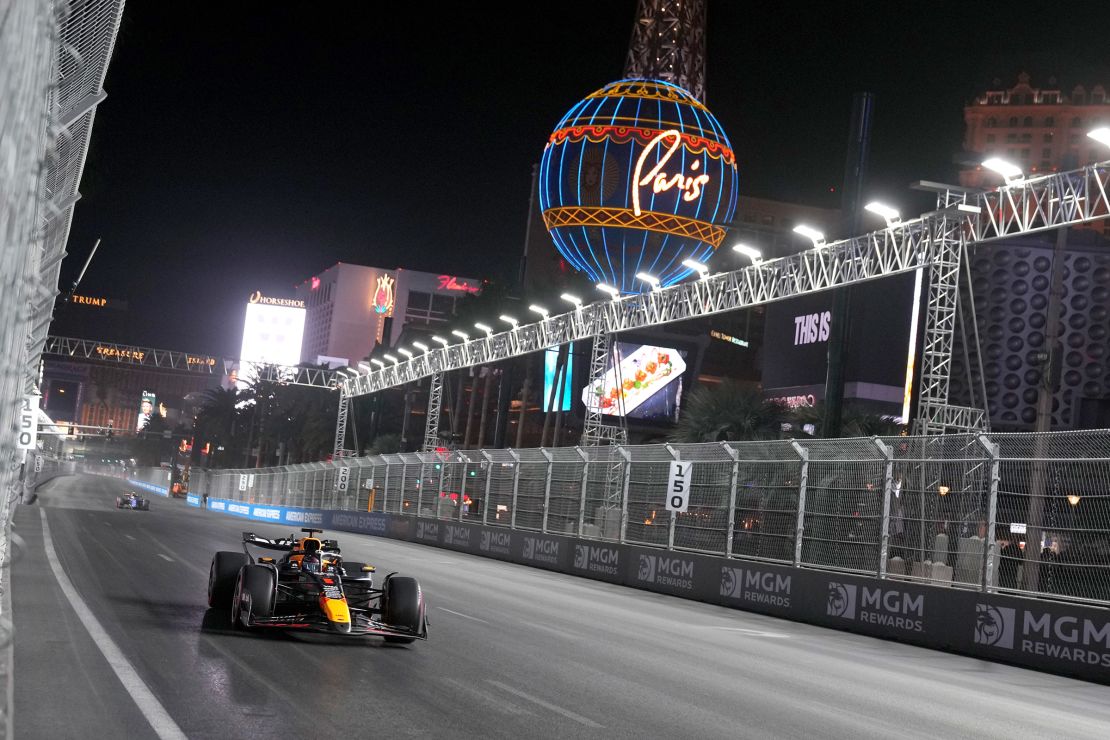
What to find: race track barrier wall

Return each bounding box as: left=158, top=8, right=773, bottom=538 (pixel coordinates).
left=186, top=494, right=1110, bottom=684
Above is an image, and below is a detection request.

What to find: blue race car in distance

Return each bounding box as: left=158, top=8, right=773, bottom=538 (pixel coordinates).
left=115, top=492, right=150, bottom=511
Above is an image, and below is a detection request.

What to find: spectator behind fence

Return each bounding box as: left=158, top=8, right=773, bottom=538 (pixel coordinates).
left=996, top=528, right=1024, bottom=589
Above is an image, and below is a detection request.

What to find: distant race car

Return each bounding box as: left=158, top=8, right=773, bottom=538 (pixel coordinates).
left=115, top=493, right=150, bottom=511
left=208, top=528, right=428, bottom=643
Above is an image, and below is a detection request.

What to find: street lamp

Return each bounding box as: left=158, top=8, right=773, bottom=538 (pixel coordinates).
left=474, top=322, right=493, bottom=336
left=1087, top=127, right=1110, bottom=149
left=412, top=341, right=429, bottom=352
left=596, top=283, right=621, bottom=299
left=635, top=272, right=661, bottom=290
left=451, top=329, right=470, bottom=342
left=681, top=259, right=710, bottom=279
left=982, top=157, right=1024, bottom=186
left=499, top=314, right=519, bottom=328
left=793, top=224, right=825, bottom=248
left=732, top=243, right=763, bottom=264
left=560, top=293, right=583, bottom=309
left=529, top=304, right=550, bottom=319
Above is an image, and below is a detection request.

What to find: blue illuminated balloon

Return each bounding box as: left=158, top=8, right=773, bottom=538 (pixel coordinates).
left=539, top=79, right=738, bottom=292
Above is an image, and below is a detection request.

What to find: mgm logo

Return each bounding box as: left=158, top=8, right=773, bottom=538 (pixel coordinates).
left=974, top=604, right=1016, bottom=649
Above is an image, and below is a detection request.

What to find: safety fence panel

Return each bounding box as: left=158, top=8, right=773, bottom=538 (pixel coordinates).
left=990, top=432, right=1110, bottom=604
left=124, top=428, right=1110, bottom=606
left=481, top=449, right=517, bottom=527
left=798, top=438, right=887, bottom=574
left=726, top=440, right=803, bottom=563
left=456, top=450, right=486, bottom=523
left=881, top=434, right=993, bottom=587
left=580, top=446, right=625, bottom=540
left=671, top=443, right=734, bottom=555
left=546, top=448, right=588, bottom=536
left=622, top=445, right=674, bottom=549
left=513, top=449, right=548, bottom=531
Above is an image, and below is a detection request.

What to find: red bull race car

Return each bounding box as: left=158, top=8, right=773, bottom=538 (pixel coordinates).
left=207, top=528, right=427, bottom=644
left=115, top=492, right=150, bottom=510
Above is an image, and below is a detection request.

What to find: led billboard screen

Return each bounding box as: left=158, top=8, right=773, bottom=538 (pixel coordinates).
left=543, top=344, right=574, bottom=412
left=581, top=343, right=689, bottom=422
left=760, top=274, right=918, bottom=413
left=239, top=302, right=306, bottom=367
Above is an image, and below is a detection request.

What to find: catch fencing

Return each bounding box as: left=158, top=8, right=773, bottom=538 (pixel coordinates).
left=129, top=429, right=1110, bottom=606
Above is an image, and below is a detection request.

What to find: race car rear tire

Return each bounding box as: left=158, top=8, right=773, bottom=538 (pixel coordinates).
left=209, top=551, right=249, bottom=608
left=232, top=565, right=275, bottom=629
left=382, top=576, right=424, bottom=644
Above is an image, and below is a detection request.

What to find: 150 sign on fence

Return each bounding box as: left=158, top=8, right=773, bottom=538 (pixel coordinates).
left=17, top=395, right=39, bottom=450
left=666, top=460, right=693, bottom=513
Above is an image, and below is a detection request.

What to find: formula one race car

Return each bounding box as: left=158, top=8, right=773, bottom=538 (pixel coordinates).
left=115, top=492, right=150, bottom=511
left=207, top=528, right=427, bottom=643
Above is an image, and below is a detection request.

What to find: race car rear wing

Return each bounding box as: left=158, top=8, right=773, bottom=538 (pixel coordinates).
left=242, top=531, right=341, bottom=553
left=242, top=532, right=294, bottom=551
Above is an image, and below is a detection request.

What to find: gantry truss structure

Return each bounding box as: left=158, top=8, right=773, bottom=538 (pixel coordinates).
left=339, top=160, right=1110, bottom=444
left=43, top=335, right=339, bottom=389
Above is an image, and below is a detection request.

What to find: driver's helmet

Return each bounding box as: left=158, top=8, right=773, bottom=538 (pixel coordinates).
left=302, top=553, right=321, bottom=573
left=129, top=493, right=137, bottom=502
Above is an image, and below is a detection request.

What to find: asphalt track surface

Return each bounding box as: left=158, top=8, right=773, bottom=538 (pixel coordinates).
left=8, top=474, right=1110, bottom=739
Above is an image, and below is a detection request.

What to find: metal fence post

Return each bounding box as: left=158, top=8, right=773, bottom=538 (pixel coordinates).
left=665, top=444, right=680, bottom=551
left=722, top=441, right=740, bottom=558
left=382, top=460, right=391, bottom=514
left=416, top=459, right=426, bottom=517
left=874, top=438, right=894, bottom=579
left=509, top=449, right=522, bottom=529
left=398, top=460, right=408, bottom=515
left=979, top=434, right=1001, bottom=592
left=789, top=440, right=809, bottom=568
left=454, top=453, right=467, bottom=522
left=540, top=449, right=554, bottom=533
left=576, top=447, right=589, bottom=538
left=618, top=446, right=632, bottom=543
left=481, top=450, right=494, bottom=525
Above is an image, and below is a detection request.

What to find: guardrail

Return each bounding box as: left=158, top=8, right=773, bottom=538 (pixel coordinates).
left=127, top=429, right=1110, bottom=606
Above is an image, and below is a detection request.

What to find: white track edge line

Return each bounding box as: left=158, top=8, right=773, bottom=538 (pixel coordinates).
left=39, top=509, right=187, bottom=740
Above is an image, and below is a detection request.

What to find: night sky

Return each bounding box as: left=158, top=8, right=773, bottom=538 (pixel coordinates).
left=61, top=1, right=1110, bottom=356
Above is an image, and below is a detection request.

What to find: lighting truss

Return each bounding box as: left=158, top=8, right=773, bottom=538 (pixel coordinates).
left=43, top=335, right=339, bottom=390
left=342, top=159, right=1110, bottom=436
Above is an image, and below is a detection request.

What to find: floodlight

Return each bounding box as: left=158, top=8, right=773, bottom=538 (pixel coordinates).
left=793, top=224, right=825, bottom=247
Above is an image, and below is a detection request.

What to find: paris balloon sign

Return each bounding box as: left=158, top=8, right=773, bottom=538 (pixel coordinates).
left=539, top=79, right=738, bottom=293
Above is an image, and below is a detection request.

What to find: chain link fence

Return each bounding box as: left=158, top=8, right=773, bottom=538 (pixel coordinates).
left=119, top=429, right=1110, bottom=606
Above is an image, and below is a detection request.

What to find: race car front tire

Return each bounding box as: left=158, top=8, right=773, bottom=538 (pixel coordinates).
left=232, top=565, right=275, bottom=629
left=382, top=576, right=424, bottom=644
left=209, top=551, right=249, bottom=608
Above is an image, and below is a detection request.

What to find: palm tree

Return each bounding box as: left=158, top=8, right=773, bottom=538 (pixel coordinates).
left=791, top=401, right=904, bottom=438
left=669, top=381, right=788, bottom=443
left=195, top=386, right=241, bottom=467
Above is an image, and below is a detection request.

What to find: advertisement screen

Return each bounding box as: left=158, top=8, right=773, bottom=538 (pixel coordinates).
left=239, top=302, right=306, bottom=367
left=761, top=274, right=917, bottom=413
left=543, top=344, right=574, bottom=412
left=581, top=343, right=688, bottom=421
left=136, top=390, right=156, bottom=432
